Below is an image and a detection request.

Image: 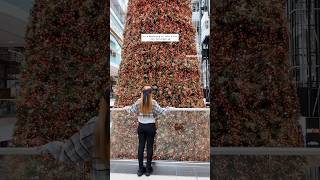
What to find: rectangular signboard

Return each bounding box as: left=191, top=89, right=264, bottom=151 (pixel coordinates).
left=141, top=34, right=179, bottom=42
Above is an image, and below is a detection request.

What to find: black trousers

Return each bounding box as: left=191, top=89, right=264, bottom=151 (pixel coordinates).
left=137, top=123, right=156, bottom=169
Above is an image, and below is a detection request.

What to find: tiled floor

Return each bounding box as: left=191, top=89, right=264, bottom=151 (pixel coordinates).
left=111, top=160, right=209, bottom=180
left=110, top=173, right=210, bottom=180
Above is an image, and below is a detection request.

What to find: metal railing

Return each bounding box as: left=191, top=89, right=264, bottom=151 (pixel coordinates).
left=0, top=147, right=87, bottom=179
left=0, top=147, right=41, bottom=155
left=211, top=147, right=320, bottom=155
left=211, top=147, right=320, bottom=179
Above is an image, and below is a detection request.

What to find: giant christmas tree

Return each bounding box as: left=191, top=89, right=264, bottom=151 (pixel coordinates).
left=115, top=0, right=204, bottom=108
left=211, top=0, right=306, bottom=179
left=15, top=0, right=108, bottom=146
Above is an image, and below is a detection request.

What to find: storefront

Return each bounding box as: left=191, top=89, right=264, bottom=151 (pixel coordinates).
left=0, top=47, right=22, bottom=115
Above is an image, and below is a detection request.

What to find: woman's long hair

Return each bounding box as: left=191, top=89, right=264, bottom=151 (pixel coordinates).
left=140, top=86, right=153, bottom=114
left=95, top=97, right=109, bottom=161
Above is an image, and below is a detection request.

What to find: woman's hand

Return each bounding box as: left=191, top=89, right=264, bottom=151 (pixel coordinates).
left=122, top=106, right=129, bottom=110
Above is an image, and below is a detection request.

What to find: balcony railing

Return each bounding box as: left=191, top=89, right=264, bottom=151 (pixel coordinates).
left=211, top=147, right=320, bottom=156
left=0, top=147, right=87, bottom=179
left=211, top=147, right=320, bottom=180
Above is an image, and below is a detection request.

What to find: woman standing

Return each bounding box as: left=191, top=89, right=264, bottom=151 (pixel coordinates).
left=124, top=86, right=173, bottom=177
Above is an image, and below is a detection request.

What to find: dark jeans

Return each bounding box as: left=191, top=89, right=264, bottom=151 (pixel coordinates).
left=137, top=123, right=156, bottom=169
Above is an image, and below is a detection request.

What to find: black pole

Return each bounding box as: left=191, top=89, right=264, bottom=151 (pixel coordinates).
left=307, top=0, right=312, bottom=117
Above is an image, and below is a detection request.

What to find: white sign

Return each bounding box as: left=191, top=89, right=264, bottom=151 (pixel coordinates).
left=141, top=34, right=179, bottom=42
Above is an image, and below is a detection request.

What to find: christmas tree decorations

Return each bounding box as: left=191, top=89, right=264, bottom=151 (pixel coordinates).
left=114, top=0, right=204, bottom=108
left=15, top=0, right=108, bottom=146
left=210, top=0, right=306, bottom=178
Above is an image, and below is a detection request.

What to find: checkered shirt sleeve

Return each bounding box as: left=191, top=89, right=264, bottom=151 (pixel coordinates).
left=125, top=99, right=141, bottom=114
left=152, top=100, right=169, bottom=117
left=42, top=117, right=109, bottom=179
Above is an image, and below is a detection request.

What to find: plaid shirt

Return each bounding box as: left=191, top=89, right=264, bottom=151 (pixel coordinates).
left=125, top=99, right=169, bottom=124
left=41, top=117, right=109, bottom=180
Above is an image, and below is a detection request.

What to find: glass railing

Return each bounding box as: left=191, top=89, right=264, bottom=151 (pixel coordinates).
left=0, top=98, right=88, bottom=179
left=211, top=147, right=320, bottom=179
left=0, top=147, right=88, bottom=179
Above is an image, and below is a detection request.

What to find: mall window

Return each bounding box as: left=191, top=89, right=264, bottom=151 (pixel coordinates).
left=192, top=2, right=199, bottom=12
